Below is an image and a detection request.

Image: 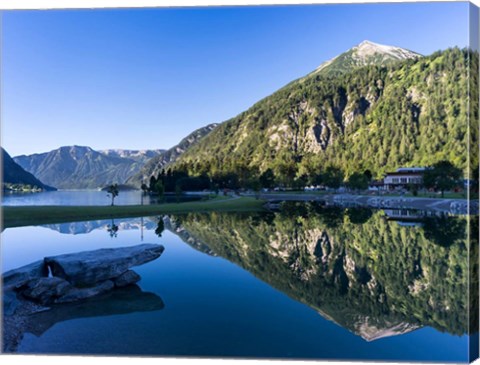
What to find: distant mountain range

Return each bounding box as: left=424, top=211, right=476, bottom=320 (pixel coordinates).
left=126, top=123, right=219, bottom=186
left=2, top=148, right=55, bottom=191
left=12, top=125, right=217, bottom=190
left=13, top=146, right=163, bottom=190
left=98, top=149, right=165, bottom=164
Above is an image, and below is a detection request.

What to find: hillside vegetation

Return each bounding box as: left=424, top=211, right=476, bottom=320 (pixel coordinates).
left=173, top=48, right=472, bottom=182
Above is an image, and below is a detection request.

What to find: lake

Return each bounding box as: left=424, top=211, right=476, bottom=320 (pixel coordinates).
left=1, top=190, right=203, bottom=206
left=1, top=203, right=474, bottom=361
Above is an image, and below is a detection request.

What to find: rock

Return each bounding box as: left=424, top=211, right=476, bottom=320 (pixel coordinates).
left=45, top=244, right=164, bottom=286
left=114, top=270, right=141, bottom=287
left=2, top=260, right=47, bottom=291
left=3, top=290, right=20, bottom=316
left=22, top=277, right=72, bottom=305
left=55, top=280, right=115, bottom=303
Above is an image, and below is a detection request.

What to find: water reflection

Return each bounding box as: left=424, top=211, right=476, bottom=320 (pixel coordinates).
left=5, top=285, right=164, bottom=352
left=29, top=285, right=165, bottom=336
left=25, top=203, right=475, bottom=342
left=107, top=219, right=119, bottom=238
left=42, top=218, right=158, bottom=235
left=165, top=203, right=470, bottom=340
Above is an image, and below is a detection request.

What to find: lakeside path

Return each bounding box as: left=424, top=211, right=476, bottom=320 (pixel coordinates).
left=1, top=196, right=265, bottom=229
left=255, top=193, right=475, bottom=215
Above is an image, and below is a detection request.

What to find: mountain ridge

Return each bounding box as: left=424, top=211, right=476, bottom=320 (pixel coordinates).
left=13, top=146, right=162, bottom=190
left=170, top=46, right=470, bottom=182
left=127, top=123, right=219, bottom=187
left=2, top=148, right=56, bottom=191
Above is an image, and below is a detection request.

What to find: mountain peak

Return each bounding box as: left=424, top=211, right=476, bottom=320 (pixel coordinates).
left=312, top=40, right=421, bottom=76
left=358, top=40, right=375, bottom=46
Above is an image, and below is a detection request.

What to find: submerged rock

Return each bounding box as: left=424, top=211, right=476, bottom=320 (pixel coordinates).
left=44, top=244, right=164, bottom=286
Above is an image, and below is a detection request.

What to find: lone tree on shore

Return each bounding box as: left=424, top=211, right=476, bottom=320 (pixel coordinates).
left=106, top=184, right=119, bottom=206
left=423, top=160, right=462, bottom=197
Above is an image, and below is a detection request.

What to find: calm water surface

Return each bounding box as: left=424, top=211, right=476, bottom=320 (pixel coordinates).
left=1, top=204, right=472, bottom=361
left=2, top=190, right=201, bottom=206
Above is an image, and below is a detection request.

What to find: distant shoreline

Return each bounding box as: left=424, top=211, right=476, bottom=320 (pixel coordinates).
left=255, top=192, right=474, bottom=215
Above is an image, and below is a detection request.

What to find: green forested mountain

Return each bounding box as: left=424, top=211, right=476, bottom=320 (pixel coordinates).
left=167, top=205, right=469, bottom=340
left=172, top=46, right=472, bottom=182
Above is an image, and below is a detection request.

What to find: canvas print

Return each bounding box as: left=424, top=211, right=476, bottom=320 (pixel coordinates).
left=1, top=1, right=479, bottom=363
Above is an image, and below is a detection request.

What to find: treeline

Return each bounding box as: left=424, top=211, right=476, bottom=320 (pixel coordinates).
left=142, top=165, right=365, bottom=193
left=143, top=159, right=470, bottom=198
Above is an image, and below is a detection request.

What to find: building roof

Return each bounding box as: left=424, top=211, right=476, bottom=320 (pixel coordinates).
left=395, top=167, right=426, bottom=172
left=385, top=171, right=424, bottom=176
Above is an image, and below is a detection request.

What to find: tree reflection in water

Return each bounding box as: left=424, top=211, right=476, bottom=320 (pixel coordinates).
left=165, top=203, right=471, bottom=340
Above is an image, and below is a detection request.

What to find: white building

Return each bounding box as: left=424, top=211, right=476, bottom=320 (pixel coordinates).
left=383, top=167, right=426, bottom=190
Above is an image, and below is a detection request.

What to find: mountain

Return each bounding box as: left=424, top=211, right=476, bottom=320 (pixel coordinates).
left=171, top=45, right=472, bottom=181
left=13, top=146, right=157, bottom=190
left=127, top=123, right=219, bottom=187
left=2, top=148, right=55, bottom=191
left=98, top=149, right=164, bottom=164
left=311, top=40, right=421, bottom=76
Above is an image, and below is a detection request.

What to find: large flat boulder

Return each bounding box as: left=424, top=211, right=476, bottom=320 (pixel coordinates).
left=2, top=260, right=47, bottom=291
left=44, top=244, right=164, bottom=286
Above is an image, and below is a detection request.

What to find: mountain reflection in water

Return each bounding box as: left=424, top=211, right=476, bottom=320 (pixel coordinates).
left=164, top=203, right=472, bottom=341
left=35, top=203, right=475, bottom=342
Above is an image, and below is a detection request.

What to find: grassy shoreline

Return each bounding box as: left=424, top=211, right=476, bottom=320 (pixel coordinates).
left=2, top=197, right=266, bottom=229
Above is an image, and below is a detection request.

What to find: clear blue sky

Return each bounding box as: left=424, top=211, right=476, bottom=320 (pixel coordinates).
left=1, top=2, right=470, bottom=156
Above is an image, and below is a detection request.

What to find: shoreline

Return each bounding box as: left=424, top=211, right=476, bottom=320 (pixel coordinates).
left=2, top=193, right=477, bottom=229
left=255, top=193, right=475, bottom=215
left=1, top=197, right=265, bottom=229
